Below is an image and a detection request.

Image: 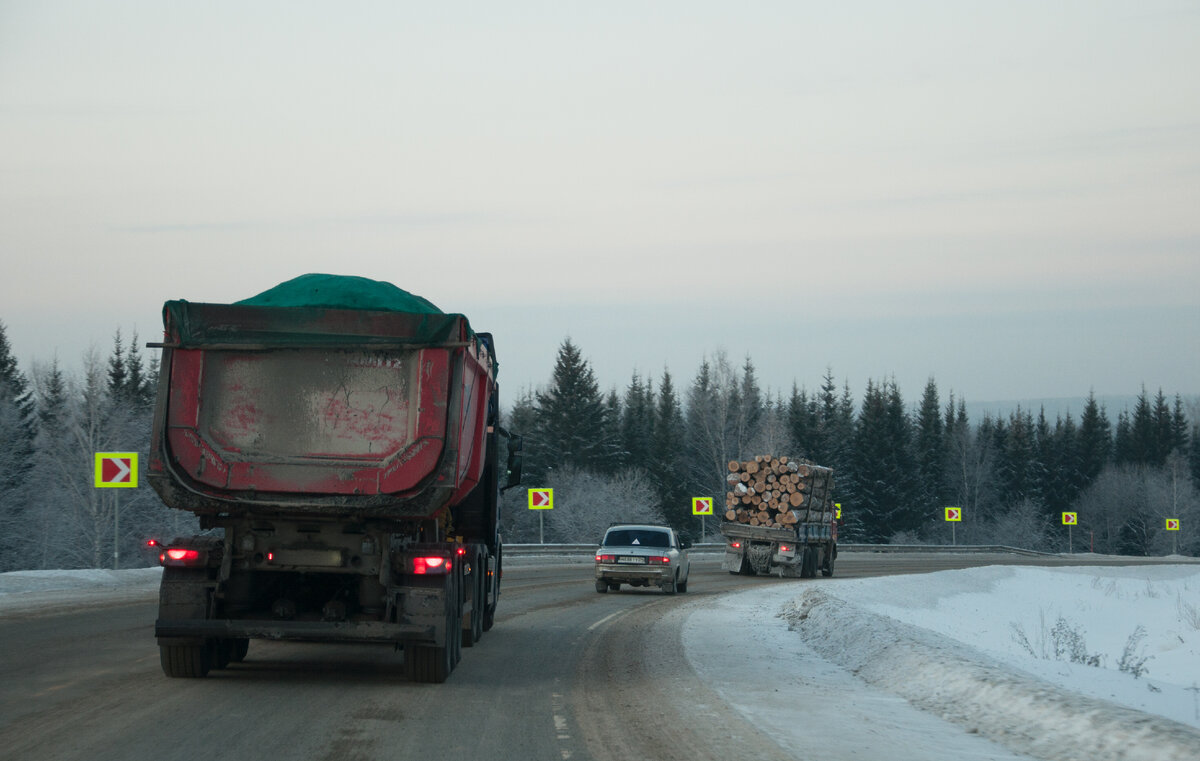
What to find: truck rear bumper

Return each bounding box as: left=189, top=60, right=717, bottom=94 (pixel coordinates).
left=155, top=618, right=434, bottom=644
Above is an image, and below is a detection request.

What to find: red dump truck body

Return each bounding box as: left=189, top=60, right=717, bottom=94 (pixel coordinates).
left=148, top=275, right=519, bottom=683
left=149, top=301, right=494, bottom=519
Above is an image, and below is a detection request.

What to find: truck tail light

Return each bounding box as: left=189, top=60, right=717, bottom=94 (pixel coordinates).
left=730, top=541, right=742, bottom=549
left=412, top=556, right=452, bottom=575
left=779, top=545, right=791, bottom=552
left=648, top=556, right=671, bottom=565
left=160, top=548, right=206, bottom=567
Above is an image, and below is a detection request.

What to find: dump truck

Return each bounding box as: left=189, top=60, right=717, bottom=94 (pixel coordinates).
left=720, top=457, right=836, bottom=578
left=147, top=274, right=521, bottom=683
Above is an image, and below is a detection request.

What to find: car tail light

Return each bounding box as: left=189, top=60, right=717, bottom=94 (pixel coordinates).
left=648, top=556, right=671, bottom=565
left=160, top=548, right=206, bottom=567
left=412, top=556, right=452, bottom=575
left=595, top=554, right=617, bottom=564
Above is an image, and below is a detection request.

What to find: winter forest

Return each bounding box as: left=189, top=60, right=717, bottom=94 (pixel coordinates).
left=1, top=321, right=1197, bottom=572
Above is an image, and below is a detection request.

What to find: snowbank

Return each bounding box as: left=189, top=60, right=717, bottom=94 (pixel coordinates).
left=684, top=565, right=1200, bottom=761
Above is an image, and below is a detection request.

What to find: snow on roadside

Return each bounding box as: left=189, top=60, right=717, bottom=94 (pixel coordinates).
left=777, top=565, right=1200, bottom=761
left=0, top=568, right=162, bottom=615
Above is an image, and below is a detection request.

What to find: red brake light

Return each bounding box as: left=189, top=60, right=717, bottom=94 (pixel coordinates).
left=456, top=547, right=467, bottom=556
left=780, top=545, right=790, bottom=552
left=648, top=556, right=671, bottom=565
left=731, top=541, right=742, bottom=549
left=413, top=556, right=452, bottom=575
left=146, top=539, right=159, bottom=548
left=596, top=554, right=617, bottom=564
left=160, top=548, right=205, bottom=567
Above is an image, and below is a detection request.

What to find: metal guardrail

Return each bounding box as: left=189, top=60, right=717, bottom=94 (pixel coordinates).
left=504, top=543, right=1053, bottom=557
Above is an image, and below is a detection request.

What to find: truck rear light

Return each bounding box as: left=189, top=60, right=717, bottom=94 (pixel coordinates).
left=648, top=556, right=671, bottom=565
left=412, top=556, right=452, bottom=575
left=730, top=541, right=742, bottom=549
left=160, top=548, right=206, bottom=567
left=779, top=545, right=791, bottom=552
left=595, top=554, right=616, bottom=564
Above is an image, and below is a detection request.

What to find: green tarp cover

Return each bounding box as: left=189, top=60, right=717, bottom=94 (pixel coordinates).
left=164, top=274, right=476, bottom=348
left=235, top=273, right=443, bottom=314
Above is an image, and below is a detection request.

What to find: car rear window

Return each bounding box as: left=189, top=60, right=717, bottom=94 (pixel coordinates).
left=603, top=529, right=670, bottom=548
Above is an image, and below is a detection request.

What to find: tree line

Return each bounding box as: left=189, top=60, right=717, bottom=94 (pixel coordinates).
left=1, top=322, right=1197, bottom=571
left=502, top=338, right=1199, bottom=554
left=0, top=321, right=197, bottom=572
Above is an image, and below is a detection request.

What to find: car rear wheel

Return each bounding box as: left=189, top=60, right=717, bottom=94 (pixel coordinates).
left=677, top=577, right=688, bottom=593
left=662, top=572, right=678, bottom=595
left=595, top=579, right=608, bottom=593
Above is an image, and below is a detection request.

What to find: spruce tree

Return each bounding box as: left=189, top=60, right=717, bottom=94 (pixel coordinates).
left=650, top=369, right=689, bottom=530
left=619, top=371, right=653, bottom=469
left=1169, top=395, right=1189, bottom=457
left=106, top=329, right=128, bottom=401
left=787, top=383, right=818, bottom=460
left=1077, top=392, right=1112, bottom=487
left=914, top=378, right=944, bottom=510
left=533, top=339, right=610, bottom=478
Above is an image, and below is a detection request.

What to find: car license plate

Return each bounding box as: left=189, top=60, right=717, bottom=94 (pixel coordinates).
left=617, top=556, right=645, bottom=564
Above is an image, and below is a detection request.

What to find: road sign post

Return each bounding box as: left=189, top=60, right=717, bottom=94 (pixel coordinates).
left=1062, top=512, right=1078, bottom=553
left=528, top=488, right=553, bottom=544
left=95, top=453, right=139, bottom=569
left=692, top=497, right=713, bottom=542
left=1167, top=518, right=1180, bottom=555
left=944, top=507, right=962, bottom=545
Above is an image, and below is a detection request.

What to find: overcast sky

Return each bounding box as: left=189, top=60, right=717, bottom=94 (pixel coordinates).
left=2, top=1, right=1198, bottom=412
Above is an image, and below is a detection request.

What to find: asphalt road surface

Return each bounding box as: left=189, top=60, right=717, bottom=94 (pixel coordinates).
left=0, top=552, right=1181, bottom=761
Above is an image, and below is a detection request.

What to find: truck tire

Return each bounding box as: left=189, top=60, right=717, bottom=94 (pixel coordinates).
left=463, top=550, right=484, bottom=648
left=800, top=546, right=818, bottom=578
left=231, top=638, right=250, bottom=662
left=160, top=642, right=211, bottom=678
left=158, top=566, right=212, bottom=678
left=821, top=542, right=836, bottom=577
left=482, top=546, right=500, bottom=632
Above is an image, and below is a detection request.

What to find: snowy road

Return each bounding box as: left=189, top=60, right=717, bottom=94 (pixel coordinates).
left=2, top=553, right=1198, bottom=761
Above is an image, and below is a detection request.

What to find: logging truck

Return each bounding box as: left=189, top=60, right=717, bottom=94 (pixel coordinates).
left=147, top=274, right=521, bottom=683
left=720, top=457, right=837, bottom=578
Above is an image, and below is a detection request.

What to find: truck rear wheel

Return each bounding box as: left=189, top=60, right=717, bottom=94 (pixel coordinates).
left=158, top=566, right=212, bottom=678
left=463, top=550, right=484, bottom=648
left=160, top=643, right=211, bottom=678
left=821, top=542, right=836, bottom=577
left=482, top=546, right=500, bottom=632
left=800, top=546, right=818, bottom=578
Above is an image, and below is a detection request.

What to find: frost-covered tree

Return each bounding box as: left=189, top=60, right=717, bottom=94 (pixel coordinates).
left=539, top=466, right=666, bottom=543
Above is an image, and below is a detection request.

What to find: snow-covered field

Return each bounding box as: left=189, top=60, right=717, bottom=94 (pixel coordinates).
left=686, top=563, right=1200, bottom=761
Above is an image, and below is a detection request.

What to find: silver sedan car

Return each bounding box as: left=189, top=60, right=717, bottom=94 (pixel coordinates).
left=594, top=524, right=691, bottom=594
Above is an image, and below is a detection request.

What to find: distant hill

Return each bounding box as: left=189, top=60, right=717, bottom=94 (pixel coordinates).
left=962, top=394, right=1200, bottom=423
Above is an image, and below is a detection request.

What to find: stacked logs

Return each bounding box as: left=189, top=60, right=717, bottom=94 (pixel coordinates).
left=724, top=456, right=835, bottom=529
